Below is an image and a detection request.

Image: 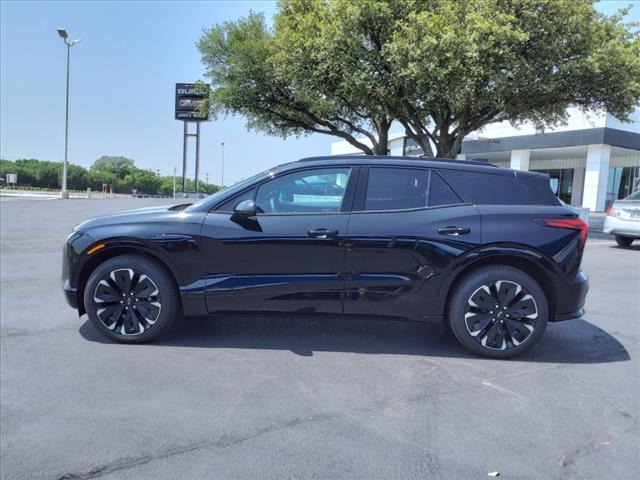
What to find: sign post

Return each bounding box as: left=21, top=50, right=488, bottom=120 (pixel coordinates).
left=175, top=83, right=209, bottom=196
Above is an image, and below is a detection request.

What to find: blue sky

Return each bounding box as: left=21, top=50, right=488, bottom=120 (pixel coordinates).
left=1, top=1, right=638, bottom=185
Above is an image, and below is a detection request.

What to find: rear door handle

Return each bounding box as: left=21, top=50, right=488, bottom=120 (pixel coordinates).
left=438, top=226, right=471, bottom=235
left=308, top=228, right=339, bottom=239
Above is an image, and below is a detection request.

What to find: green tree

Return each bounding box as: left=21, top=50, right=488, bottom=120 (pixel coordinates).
left=66, top=164, right=91, bottom=190
left=198, top=11, right=393, bottom=155
left=198, top=0, right=640, bottom=158
left=158, top=177, right=176, bottom=196
left=90, top=156, right=135, bottom=179
left=127, top=171, right=162, bottom=194
left=0, top=160, right=18, bottom=181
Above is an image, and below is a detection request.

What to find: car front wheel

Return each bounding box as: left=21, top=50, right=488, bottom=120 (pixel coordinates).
left=448, top=266, right=548, bottom=358
left=615, top=235, right=634, bottom=247
left=83, top=254, right=179, bottom=343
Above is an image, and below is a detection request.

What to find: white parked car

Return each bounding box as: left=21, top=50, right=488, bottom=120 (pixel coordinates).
left=604, top=190, right=640, bottom=247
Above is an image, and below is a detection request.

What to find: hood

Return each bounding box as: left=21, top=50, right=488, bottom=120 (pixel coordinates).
left=73, top=203, right=192, bottom=232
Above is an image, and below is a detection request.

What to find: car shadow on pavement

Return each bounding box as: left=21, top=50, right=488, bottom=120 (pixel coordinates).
left=79, top=315, right=630, bottom=364
left=611, top=244, right=640, bottom=251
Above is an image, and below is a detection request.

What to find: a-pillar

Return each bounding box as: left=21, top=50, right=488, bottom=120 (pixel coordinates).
left=582, top=144, right=611, bottom=212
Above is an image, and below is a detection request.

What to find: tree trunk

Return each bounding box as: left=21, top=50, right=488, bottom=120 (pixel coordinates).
left=373, top=117, right=391, bottom=155
left=434, top=131, right=464, bottom=159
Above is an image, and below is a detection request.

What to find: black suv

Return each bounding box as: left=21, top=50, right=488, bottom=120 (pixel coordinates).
left=62, top=156, right=589, bottom=358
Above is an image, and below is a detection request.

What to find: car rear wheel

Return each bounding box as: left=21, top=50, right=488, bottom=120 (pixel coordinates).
left=83, top=254, right=178, bottom=343
left=615, top=235, right=634, bottom=247
left=447, top=266, right=548, bottom=358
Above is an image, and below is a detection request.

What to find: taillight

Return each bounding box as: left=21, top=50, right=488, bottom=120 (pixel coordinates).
left=545, top=218, right=588, bottom=247
left=606, top=205, right=616, bottom=217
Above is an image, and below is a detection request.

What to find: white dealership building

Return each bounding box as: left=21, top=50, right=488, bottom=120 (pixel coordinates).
left=330, top=107, right=640, bottom=212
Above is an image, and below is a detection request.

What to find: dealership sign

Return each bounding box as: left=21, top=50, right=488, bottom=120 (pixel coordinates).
left=175, top=83, right=210, bottom=121
left=402, top=137, right=425, bottom=157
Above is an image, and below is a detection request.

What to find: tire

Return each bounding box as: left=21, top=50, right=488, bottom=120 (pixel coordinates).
left=615, top=235, right=634, bottom=247
left=83, top=254, right=179, bottom=343
left=447, top=266, right=548, bottom=359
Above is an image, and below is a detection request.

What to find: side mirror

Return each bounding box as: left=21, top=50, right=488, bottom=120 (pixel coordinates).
left=231, top=199, right=257, bottom=219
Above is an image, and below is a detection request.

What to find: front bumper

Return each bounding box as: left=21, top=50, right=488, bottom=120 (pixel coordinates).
left=61, top=231, right=93, bottom=313
left=63, top=279, right=79, bottom=309
left=603, top=215, right=640, bottom=238
left=551, top=270, right=589, bottom=322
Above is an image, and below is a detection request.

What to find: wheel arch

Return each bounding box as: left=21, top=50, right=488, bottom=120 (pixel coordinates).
left=442, top=254, right=557, bottom=326
left=76, top=245, right=182, bottom=316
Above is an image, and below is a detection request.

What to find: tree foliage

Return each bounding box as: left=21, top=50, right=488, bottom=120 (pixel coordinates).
left=198, top=0, right=640, bottom=157
left=198, top=10, right=393, bottom=154
left=1, top=157, right=220, bottom=196
left=90, top=156, right=135, bottom=178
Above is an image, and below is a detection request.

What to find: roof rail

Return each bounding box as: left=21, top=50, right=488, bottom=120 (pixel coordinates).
left=408, top=156, right=498, bottom=167
left=297, top=155, right=498, bottom=167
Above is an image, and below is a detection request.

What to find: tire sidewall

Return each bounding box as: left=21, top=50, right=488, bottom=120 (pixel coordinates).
left=615, top=236, right=634, bottom=247
left=448, top=266, right=548, bottom=359
left=83, top=254, right=177, bottom=343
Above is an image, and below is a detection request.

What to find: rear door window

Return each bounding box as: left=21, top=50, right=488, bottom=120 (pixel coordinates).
left=364, top=168, right=430, bottom=211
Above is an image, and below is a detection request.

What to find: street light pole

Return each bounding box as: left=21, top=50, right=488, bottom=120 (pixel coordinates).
left=57, top=29, right=81, bottom=199
left=173, top=166, right=176, bottom=199
left=221, top=142, right=225, bottom=188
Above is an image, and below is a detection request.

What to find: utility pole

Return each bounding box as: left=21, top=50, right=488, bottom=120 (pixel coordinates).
left=194, top=122, right=201, bottom=193
left=221, top=142, right=225, bottom=187
left=155, top=169, right=161, bottom=177
left=205, top=172, right=209, bottom=185
left=172, top=166, right=176, bottom=199
left=57, top=29, right=81, bottom=199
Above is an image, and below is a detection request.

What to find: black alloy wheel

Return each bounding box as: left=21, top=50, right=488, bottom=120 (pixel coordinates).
left=448, top=266, right=548, bottom=358
left=464, top=280, right=537, bottom=351
left=84, top=254, right=178, bottom=343
left=93, top=268, right=162, bottom=336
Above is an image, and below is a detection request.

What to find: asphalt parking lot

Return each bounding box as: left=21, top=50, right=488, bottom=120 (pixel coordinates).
left=1, top=198, right=638, bottom=479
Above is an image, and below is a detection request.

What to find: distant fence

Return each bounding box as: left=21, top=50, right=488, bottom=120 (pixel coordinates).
left=0, top=186, right=171, bottom=199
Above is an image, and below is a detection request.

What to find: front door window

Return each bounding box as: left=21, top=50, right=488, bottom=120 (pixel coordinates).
left=255, top=168, right=351, bottom=214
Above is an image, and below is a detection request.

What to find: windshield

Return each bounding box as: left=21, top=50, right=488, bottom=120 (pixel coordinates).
left=186, top=163, right=293, bottom=212
left=625, top=190, right=640, bottom=200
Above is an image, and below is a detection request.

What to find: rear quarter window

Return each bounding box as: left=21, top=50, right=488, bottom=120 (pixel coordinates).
left=429, top=172, right=463, bottom=206
left=441, top=170, right=555, bottom=205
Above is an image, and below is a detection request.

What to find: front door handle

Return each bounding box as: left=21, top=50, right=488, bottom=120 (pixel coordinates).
left=438, top=226, right=471, bottom=235
left=308, top=228, right=339, bottom=239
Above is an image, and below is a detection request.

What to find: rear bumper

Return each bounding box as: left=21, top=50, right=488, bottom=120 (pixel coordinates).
left=603, top=216, right=640, bottom=237
left=551, top=270, right=589, bottom=322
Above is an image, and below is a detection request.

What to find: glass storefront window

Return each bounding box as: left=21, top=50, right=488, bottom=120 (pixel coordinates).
left=605, top=167, right=640, bottom=209
left=531, top=168, right=574, bottom=204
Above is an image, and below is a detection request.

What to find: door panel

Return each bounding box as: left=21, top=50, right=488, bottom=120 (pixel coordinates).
left=201, top=214, right=349, bottom=314
left=200, top=166, right=354, bottom=315
left=344, top=205, right=481, bottom=320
